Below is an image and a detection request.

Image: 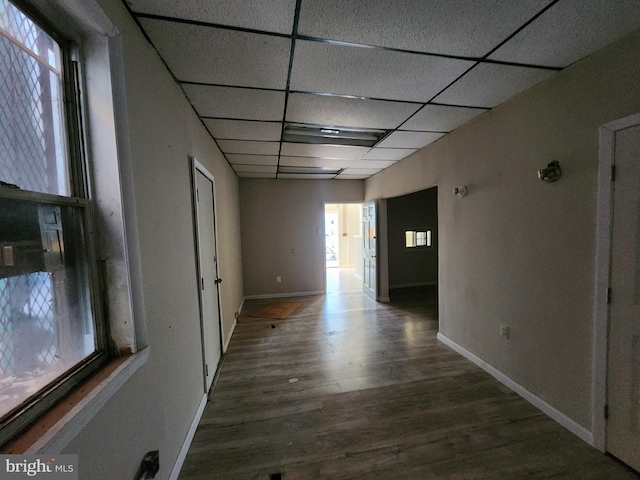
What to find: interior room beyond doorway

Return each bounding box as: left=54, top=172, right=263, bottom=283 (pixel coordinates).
left=324, top=203, right=362, bottom=293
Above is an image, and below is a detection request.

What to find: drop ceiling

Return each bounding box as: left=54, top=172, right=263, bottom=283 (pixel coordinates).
left=127, top=0, right=640, bottom=180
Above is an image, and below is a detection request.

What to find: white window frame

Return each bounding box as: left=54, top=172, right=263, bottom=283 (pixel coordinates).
left=405, top=228, right=433, bottom=249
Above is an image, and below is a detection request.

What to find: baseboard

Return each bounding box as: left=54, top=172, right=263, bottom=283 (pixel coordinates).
left=244, top=290, right=324, bottom=300
left=223, top=318, right=236, bottom=352
left=237, top=297, right=246, bottom=316
left=389, top=281, right=437, bottom=289
left=169, top=393, right=207, bottom=480
left=436, top=332, right=593, bottom=446
left=378, top=296, right=391, bottom=302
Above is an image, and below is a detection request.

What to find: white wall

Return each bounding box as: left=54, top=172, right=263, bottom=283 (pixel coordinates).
left=59, top=1, right=244, bottom=478
left=240, top=179, right=363, bottom=297
left=366, top=27, right=640, bottom=432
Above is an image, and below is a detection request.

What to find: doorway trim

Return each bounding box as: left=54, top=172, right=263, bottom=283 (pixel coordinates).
left=592, top=112, right=640, bottom=451
left=191, top=157, right=225, bottom=393
left=322, top=201, right=364, bottom=294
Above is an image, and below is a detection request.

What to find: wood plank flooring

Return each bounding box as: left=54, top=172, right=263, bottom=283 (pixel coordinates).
left=179, top=286, right=639, bottom=479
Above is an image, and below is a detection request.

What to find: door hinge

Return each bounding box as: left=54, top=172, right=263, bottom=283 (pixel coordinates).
left=611, top=165, right=616, bottom=182
left=197, top=188, right=200, bottom=201
left=201, top=277, right=204, bottom=290
left=607, top=287, right=612, bottom=304
left=205, top=364, right=209, bottom=376
left=604, top=403, right=609, bottom=420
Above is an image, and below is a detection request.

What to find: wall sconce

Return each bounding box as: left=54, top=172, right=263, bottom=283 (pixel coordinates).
left=538, top=161, right=561, bottom=183
left=453, top=186, right=468, bottom=197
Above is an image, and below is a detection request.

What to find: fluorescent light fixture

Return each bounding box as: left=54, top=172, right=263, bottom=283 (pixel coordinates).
left=283, top=123, right=389, bottom=147
left=278, top=166, right=342, bottom=175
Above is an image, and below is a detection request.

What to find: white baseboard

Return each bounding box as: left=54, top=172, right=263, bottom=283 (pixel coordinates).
left=436, top=332, right=593, bottom=446
left=224, top=318, right=236, bottom=352
left=244, top=290, right=324, bottom=300
left=169, top=393, right=207, bottom=480
left=237, top=297, right=245, bottom=316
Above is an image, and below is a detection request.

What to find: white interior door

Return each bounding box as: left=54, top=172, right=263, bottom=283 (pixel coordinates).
left=607, top=123, right=640, bottom=472
left=362, top=201, right=376, bottom=300
left=194, top=165, right=222, bottom=392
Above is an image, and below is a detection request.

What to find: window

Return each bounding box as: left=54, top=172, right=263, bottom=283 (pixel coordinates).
left=0, top=0, right=106, bottom=446
left=405, top=229, right=432, bottom=249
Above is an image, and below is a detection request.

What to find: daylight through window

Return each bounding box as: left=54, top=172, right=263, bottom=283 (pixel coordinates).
left=0, top=0, right=104, bottom=446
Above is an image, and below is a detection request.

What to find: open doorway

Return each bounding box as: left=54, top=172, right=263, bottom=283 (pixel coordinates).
left=324, top=203, right=362, bottom=293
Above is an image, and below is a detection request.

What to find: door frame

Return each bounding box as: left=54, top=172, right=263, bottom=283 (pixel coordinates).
left=321, top=201, right=365, bottom=293
left=592, top=112, right=640, bottom=451
left=191, top=157, right=224, bottom=393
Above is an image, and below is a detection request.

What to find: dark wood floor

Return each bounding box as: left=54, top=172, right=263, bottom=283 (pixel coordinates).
left=179, top=286, right=639, bottom=479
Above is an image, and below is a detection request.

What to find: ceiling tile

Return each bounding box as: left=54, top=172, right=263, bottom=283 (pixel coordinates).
left=432, top=63, right=555, bottom=108
left=139, top=18, right=290, bottom=87
left=489, top=0, right=640, bottom=68
left=130, top=0, right=297, bottom=34
left=348, top=160, right=397, bottom=169
left=217, top=140, right=280, bottom=155
left=377, top=131, right=445, bottom=149
left=297, top=0, right=552, bottom=57
left=401, top=104, right=487, bottom=132
left=280, top=143, right=369, bottom=160
left=233, top=164, right=277, bottom=174
left=204, top=119, right=281, bottom=140
left=362, top=148, right=417, bottom=161
left=278, top=173, right=337, bottom=180
left=290, top=40, right=473, bottom=102
left=341, top=167, right=383, bottom=175
left=279, top=157, right=354, bottom=169
left=286, top=93, right=421, bottom=129
left=183, top=84, right=285, bottom=120
left=227, top=154, right=278, bottom=166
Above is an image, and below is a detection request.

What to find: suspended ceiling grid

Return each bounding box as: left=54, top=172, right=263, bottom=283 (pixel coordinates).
left=127, top=0, right=640, bottom=180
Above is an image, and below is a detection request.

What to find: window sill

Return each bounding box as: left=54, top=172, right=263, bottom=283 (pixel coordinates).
left=0, top=348, right=149, bottom=454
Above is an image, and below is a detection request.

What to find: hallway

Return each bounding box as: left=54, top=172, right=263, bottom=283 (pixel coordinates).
left=179, top=289, right=638, bottom=479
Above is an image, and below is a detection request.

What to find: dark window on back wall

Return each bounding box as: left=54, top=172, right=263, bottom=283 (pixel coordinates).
left=0, top=0, right=107, bottom=446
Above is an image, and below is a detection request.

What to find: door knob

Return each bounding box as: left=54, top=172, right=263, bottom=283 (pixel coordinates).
left=215, top=278, right=223, bottom=284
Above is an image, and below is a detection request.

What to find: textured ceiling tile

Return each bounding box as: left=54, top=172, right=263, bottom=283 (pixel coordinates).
left=348, top=160, right=397, bottom=169
left=489, top=0, right=640, bottom=67
left=233, top=164, right=277, bottom=173
left=297, top=0, right=552, bottom=57
left=377, top=131, right=445, bottom=149
left=226, top=154, right=278, bottom=166
left=401, top=104, right=487, bottom=131
left=204, top=119, right=282, bottom=140
left=362, top=148, right=417, bottom=161
left=183, top=84, right=285, bottom=120
left=290, top=40, right=473, bottom=102
left=280, top=143, right=369, bottom=160
left=432, top=63, right=555, bottom=108
left=279, top=157, right=355, bottom=168
left=217, top=140, right=280, bottom=155
left=341, top=168, right=383, bottom=175
left=139, top=18, right=290, bottom=87
left=286, top=93, right=421, bottom=129
left=130, top=0, right=297, bottom=34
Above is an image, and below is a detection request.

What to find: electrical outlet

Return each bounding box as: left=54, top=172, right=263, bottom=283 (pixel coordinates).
left=276, top=276, right=281, bottom=283
left=500, top=324, right=510, bottom=339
